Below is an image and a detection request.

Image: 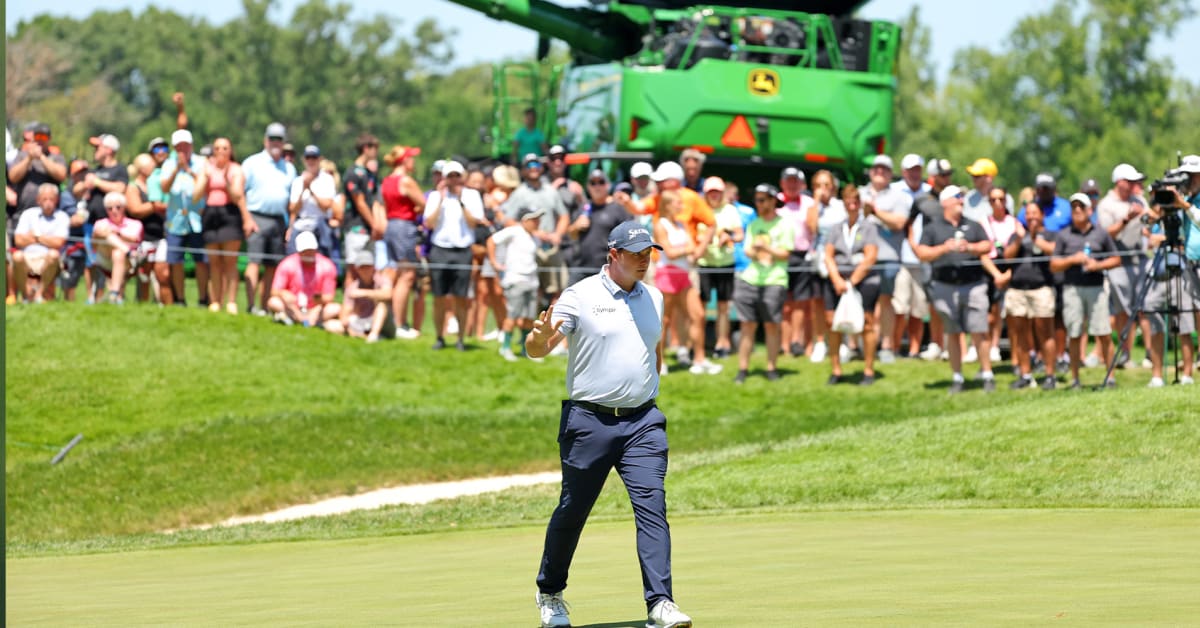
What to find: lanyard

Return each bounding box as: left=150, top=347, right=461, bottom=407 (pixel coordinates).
left=841, top=221, right=860, bottom=250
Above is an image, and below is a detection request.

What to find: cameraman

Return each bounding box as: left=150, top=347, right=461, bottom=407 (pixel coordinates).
left=1149, top=154, right=1200, bottom=384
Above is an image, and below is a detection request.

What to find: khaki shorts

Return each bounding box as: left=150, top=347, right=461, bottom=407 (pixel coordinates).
left=1062, top=284, right=1111, bottom=338
left=1005, top=286, right=1055, bottom=319
left=1143, top=277, right=1198, bottom=335
left=21, top=251, right=51, bottom=276
left=892, top=265, right=929, bottom=319
left=535, top=247, right=568, bottom=296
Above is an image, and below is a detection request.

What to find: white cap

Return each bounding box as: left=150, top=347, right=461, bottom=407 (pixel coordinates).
left=900, top=154, right=924, bottom=170
left=1179, top=154, right=1200, bottom=174
left=441, top=160, right=465, bottom=177
left=1068, top=192, right=1093, bottom=209
left=652, top=161, right=684, bottom=182
left=90, top=134, right=120, bottom=152
left=871, top=154, right=894, bottom=170
left=1035, top=173, right=1056, bottom=188
left=630, top=161, right=653, bottom=179
left=1111, top=163, right=1145, bottom=183
left=295, top=231, right=318, bottom=252
left=171, top=129, right=193, bottom=146
left=939, top=185, right=965, bottom=202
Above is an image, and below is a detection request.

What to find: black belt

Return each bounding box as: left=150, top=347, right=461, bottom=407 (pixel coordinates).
left=571, top=399, right=656, bottom=418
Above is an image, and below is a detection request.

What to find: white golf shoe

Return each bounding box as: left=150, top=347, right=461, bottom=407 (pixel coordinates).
left=536, top=591, right=571, bottom=628
left=647, top=599, right=692, bottom=628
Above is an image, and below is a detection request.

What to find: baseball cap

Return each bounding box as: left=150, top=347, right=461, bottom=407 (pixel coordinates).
left=614, top=181, right=634, bottom=194
left=89, top=134, right=120, bottom=152
left=966, top=158, right=999, bottom=177
left=1111, top=163, right=1145, bottom=183
left=754, top=183, right=781, bottom=200
left=927, top=158, right=953, bottom=177
left=900, top=153, right=924, bottom=170
left=431, top=159, right=446, bottom=174
left=170, top=129, right=193, bottom=146
left=652, top=161, right=684, bottom=182
left=1178, top=154, right=1200, bottom=174
left=1080, top=178, right=1101, bottom=194
left=607, top=220, right=662, bottom=252
left=871, top=154, right=894, bottom=170
left=522, top=153, right=543, bottom=168
left=1035, top=173, right=1056, bottom=188
left=265, top=122, right=287, bottom=140
left=282, top=143, right=295, bottom=154
left=587, top=168, right=609, bottom=183
left=939, top=185, right=965, bottom=202
left=303, top=144, right=321, bottom=158
left=702, top=176, right=726, bottom=193
left=441, top=160, right=465, bottom=177
left=547, top=144, right=567, bottom=158
left=781, top=166, right=804, bottom=180
left=29, top=122, right=51, bottom=136
left=517, top=206, right=547, bottom=222
left=348, top=246, right=375, bottom=267
left=147, top=137, right=168, bottom=151
left=630, top=161, right=653, bottom=179
left=69, top=159, right=90, bottom=176
left=1068, top=192, right=1093, bottom=209
left=680, top=147, right=706, bottom=163
left=295, top=230, right=319, bottom=253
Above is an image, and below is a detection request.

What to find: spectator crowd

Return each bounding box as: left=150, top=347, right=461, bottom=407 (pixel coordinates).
left=7, top=110, right=1200, bottom=391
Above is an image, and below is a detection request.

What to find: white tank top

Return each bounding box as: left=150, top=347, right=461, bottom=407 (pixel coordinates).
left=657, top=217, right=692, bottom=271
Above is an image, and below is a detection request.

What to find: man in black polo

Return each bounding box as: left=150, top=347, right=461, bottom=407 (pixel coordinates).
left=567, top=170, right=631, bottom=287
left=916, top=185, right=1006, bottom=393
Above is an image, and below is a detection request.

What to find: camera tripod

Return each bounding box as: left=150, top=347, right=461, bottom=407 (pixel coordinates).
left=1104, top=215, right=1199, bottom=386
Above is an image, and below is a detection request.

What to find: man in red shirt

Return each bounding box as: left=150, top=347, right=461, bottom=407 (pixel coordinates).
left=267, top=231, right=341, bottom=330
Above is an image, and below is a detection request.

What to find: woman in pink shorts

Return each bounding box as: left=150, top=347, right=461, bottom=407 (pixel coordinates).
left=654, top=190, right=694, bottom=363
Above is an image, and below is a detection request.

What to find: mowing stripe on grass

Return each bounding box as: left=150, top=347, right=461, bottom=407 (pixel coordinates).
left=8, top=510, right=1198, bottom=626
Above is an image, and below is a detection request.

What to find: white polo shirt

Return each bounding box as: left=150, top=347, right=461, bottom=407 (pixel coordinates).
left=552, top=267, right=664, bottom=406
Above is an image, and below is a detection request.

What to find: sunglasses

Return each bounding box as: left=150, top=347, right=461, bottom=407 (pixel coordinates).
left=989, top=197, right=1006, bottom=203
left=33, top=133, right=50, bottom=142
left=151, top=145, right=169, bottom=153
left=267, top=136, right=285, bottom=142
left=548, top=155, right=564, bottom=161
left=588, top=179, right=607, bottom=185
left=754, top=196, right=775, bottom=203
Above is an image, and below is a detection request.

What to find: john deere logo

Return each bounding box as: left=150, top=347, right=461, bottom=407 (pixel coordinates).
left=748, top=69, right=780, bottom=96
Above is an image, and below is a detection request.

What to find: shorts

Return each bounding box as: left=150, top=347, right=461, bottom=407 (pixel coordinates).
left=1062, top=283, right=1112, bottom=338
left=655, top=265, right=691, bottom=295
left=787, top=251, right=818, bottom=301
left=536, top=246, right=568, bottom=295
left=892, top=265, right=929, bottom=319
left=384, top=219, right=421, bottom=265
left=733, top=278, right=786, bottom=324
left=165, top=232, right=208, bottom=264
left=245, top=213, right=286, bottom=265
left=344, top=229, right=373, bottom=268
left=138, top=239, right=168, bottom=264
left=19, top=250, right=52, bottom=276
left=876, top=260, right=900, bottom=296
left=503, top=282, right=539, bottom=320
left=699, top=265, right=736, bottom=301
left=1107, top=260, right=1145, bottom=316
left=347, top=315, right=375, bottom=336
left=287, top=219, right=335, bottom=258
left=59, top=252, right=87, bottom=289
left=930, top=280, right=990, bottom=335
left=1143, top=277, right=1198, bottom=335
left=1005, top=286, right=1055, bottom=319
left=429, top=245, right=472, bottom=297
left=202, top=203, right=244, bottom=245
left=822, top=275, right=881, bottom=313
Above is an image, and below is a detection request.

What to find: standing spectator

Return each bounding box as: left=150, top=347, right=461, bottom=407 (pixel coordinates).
left=337, top=246, right=393, bottom=343
left=1079, top=178, right=1102, bottom=214
left=466, top=167, right=503, bottom=340
left=11, top=184, right=68, bottom=302
left=126, top=153, right=171, bottom=305
left=1140, top=189, right=1197, bottom=387
left=159, top=129, right=210, bottom=307
left=319, top=158, right=345, bottom=268
left=424, top=160, right=484, bottom=351
left=914, top=158, right=955, bottom=361
left=916, top=186, right=1007, bottom=393
left=75, top=133, right=130, bottom=304
left=980, top=185, right=1022, bottom=363
left=243, top=123, right=297, bottom=314
left=287, top=144, right=337, bottom=257
left=963, top=158, right=1013, bottom=225
left=8, top=122, right=67, bottom=215
left=697, top=176, right=744, bottom=360
left=488, top=207, right=544, bottom=361
left=779, top=166, right=818, bottom=358
left=724, top=181, right=758, bottom=273
left=343, top=134, right=384, bottom=290
left=92, top=192, right=144, bottom=304
left=1003, top=201, right=1059, bottom=390
left=512, top=107, right=548, bottom=165
left=861, top=155, right=914, bottom=364
left=379, top=145, right=426, bottom=339
left=503, top=154, right=569, bottom=308
left=1017, top=173, right=1071, bottom=233
left=547, top=145, right=585, bottom=281
left=629, top=161, right=657, bottom=203
left=891, top=154, right=930, bottom=201
left=680, top=147, right=706, bottom=193
left=733, top=184, right=795, bottom=383
left=1096, top=163, right=1151, bottom=368
left=824, top=185, right=881, bottom=385
left=654, top=190, right=708, bottom=373
left=200, top=137, right=249, bottom=314
left=268, top=231, right=341, bottom=329
left=1051, top=194, right=1121, bottom=389
left=808, top=169, right=848, bottom=363
left=568, top=170, right=631, bottom=287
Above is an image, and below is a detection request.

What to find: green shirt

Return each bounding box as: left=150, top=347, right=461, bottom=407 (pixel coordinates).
left=513, top=127, right=546, bottom=159
left=739, top=215, right=794, bottom=287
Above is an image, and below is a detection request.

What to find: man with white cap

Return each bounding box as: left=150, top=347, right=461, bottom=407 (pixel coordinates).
left=268, top=230, right=340, bottom=329
left=159, top=128, right=210, bottom=307
left=861, top=154, right=914, bottom=363
left=891, top=154, right=930, bottom=200
left=629, top=161, right=657, bottom=201
left=779, top=166, right=817, bottom=357
left=1096, top=162, right=1150, bottom=366
left=243, top=122, right=297, bottom=314
left=76, top=133, right=130, bottom=303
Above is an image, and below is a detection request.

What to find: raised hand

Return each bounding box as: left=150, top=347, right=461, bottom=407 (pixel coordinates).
left=530, top=305, right=564, bottom=345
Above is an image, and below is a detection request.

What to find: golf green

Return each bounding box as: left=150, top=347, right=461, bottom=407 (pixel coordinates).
left=8, top=509, right=1198, bottom=626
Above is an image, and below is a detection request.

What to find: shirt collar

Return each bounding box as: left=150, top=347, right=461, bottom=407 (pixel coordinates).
left=599, top=265, right=643, bottom=297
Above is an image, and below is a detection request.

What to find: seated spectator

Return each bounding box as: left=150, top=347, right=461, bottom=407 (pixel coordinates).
left=488, top=207, right=545, bottom=361
left=733, top=184, right=795, bottom=383
left=92, top=191, right=144, bottom=304
left=267, top=231, right=341, bottom=329
left=1003, top=201, right=1058, bottom=390
left=824, top=184, right=881, bottom=385
left=11, top=183, right=69, bottom=302
left=336, top=246, right=393, bottom=343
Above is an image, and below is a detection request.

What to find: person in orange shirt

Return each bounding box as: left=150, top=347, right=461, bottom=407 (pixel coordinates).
left=617, top=161, right=717, bottom=370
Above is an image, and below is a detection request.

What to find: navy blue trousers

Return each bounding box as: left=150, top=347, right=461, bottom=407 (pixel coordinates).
left=537, top=401, right=674, bottom=611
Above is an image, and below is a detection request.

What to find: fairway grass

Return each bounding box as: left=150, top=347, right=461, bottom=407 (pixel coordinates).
left=8, top=510, right=1199, bottom=626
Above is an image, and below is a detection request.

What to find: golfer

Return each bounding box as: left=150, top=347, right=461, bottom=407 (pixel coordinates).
left=527, top=221, right=693, bottom=628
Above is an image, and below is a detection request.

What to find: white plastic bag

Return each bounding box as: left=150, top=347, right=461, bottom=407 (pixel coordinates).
left=831, top=286, right=864, bottom=334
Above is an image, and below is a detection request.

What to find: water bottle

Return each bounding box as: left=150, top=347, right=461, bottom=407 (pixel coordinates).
left=1082, top=242, right=1091, bottom=259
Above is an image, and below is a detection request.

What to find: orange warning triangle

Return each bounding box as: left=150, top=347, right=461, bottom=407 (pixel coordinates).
left=721, top=115, right=756, bottom=149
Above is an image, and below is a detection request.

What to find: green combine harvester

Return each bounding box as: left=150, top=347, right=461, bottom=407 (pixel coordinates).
left=453, top=0, right=900, bottom=183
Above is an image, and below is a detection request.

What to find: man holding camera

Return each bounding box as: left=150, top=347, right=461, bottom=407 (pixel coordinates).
left=1143, top=154, right=1200, bottom=385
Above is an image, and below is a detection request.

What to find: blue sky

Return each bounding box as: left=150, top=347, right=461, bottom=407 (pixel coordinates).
left=6, top=0, right=1199, bottom=84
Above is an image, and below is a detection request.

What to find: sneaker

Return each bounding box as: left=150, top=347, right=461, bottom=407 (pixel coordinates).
left=272, top=312, right=294, bottom=326
left=456, top=339, right=467, bottom=352
left=445, top=315, right=459, bottom=335
left=481, top=329, right=500, bottom=342
left=878, top=349, right=896, bottom=364
left=646, top=599, right=692, bottom=628
left=1083, top=354, right=1101, bottom=368
left=688, top=360, right=724, bottom=375
left=1181, top=376, right=1195, bottom=385
left=989, top=346, right=1002, bottom=362
left=528, top=354, right=545, bottom=364
left=713, top=347, right=731, bottom=359
left=1033, top=357, right=1047, bottom=376
left=1010, top=376, right=1033, bottom=390
left=365, top=335, right=380, bottom=344
left=919, top=343, right=942, bottom=361
left=499, top=347, right=518, bottom=362
left=208, top=302, right=221, bottom=313
left=432, top=337, right=446, bottom=351
left=734, top=369, right=747, bottom=384
left=789, top=341, right=804, bottom=357
left=535, top=591, right=571, bottom=628
left=963, top=346, right=978, bottom=363
left=949, top=380, right=964, bottom=395
left=940, top=348, right=950, bottom=361
left=660, top=362, right=669, bottom=375
left=1148, top=377, right=1165, bottom=388
left=1040, top=376, right=1057, bottom=391
left=251, top=307, right=268, bottom=317
left=810, top=341, right=827, bottom=363
left=838, top=344, right=854, bottom=363
left=674, top=346, right=692, bottom=366
left=1056, top=354, right=1071, bottom=370
left=982, top=378, right=996, bottom=393
left=859, top=374, right=876, bottom=386
left=1104, top=377, right=1117, bottom=389
left=226, top=302, right=238, bottom=315
left=1141, top=358, right=1153, bottom=369
left=765, top=369, right=780, bottom=382
left=394, top=326, right=420, bottom=340
left=826, top=374, right=840, bottom=386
